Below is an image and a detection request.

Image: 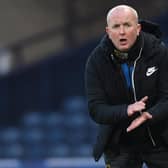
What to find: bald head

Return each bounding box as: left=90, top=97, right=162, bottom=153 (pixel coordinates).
left=107, top=5, right=139, bottom=26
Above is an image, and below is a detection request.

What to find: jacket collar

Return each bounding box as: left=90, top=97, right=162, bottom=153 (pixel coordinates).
left=100, top=33, right=144, bottom=63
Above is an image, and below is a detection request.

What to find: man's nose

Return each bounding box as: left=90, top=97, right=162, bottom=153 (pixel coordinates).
left=119, top=26, right=125, bottom=34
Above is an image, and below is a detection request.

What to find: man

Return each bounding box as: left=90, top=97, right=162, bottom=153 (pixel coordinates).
left=85, top=4, right=168, bottom=168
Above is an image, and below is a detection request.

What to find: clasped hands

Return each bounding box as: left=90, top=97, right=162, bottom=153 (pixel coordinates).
left=127, top=96, right=152, bottom=132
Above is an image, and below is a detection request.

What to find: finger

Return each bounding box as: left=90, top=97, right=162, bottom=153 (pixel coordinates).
left=133, top=102, right=146, bottom=111
left=140, top=96, right=148, bottom=103
left=127, top=116, right=144, bottom=132
left=143, top=112, right=152, bottom=119
left=127, top=103, right=146, bottom=116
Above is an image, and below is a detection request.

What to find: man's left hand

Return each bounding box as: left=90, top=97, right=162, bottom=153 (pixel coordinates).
left=127, top=112, right=152, bottom=132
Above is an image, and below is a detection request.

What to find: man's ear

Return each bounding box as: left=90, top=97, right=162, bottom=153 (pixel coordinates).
left=137, top=23, right=141, bottom=36
left=105, top=26, right=109, bottom=34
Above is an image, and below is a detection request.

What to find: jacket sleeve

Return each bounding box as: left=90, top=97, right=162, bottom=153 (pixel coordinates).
left=148, top=46, right=168, bottom=124
left=85, top=50, right=128, bottom=125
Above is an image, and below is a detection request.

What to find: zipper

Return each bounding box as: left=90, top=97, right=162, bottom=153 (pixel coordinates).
left=131, top=47, right=156, bottom=147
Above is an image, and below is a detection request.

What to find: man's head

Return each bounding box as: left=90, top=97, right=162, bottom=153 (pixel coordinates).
left=106, top=5, right=141, bottom=52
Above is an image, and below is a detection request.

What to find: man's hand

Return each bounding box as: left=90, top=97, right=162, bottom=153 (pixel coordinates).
left=127, top=112, right=152, bottom=132
left=127, top=96, right=148, bottom=117
left=126, top=96, right=152, bottom=132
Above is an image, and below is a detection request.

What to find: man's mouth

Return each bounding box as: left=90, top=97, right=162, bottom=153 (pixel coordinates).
left=119, top=38, right=127, bottom=45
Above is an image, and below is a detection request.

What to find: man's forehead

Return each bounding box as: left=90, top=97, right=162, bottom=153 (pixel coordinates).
left=108, top=9, right=137, bottom=25
left=107, top=5, right=138, bottom=25
left=110, top=8, right=133, bottom=19
left=109, top=12, right=134, bottom=23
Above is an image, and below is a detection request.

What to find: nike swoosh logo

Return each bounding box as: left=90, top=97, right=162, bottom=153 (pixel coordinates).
left=146, top=67, right=158, bottom=76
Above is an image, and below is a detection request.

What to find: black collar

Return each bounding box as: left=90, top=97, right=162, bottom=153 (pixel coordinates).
left=101, top=33, right=144, bottom=63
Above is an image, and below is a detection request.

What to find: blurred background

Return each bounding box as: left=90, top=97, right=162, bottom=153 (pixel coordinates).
left=0, top=0, right=167, bottom=168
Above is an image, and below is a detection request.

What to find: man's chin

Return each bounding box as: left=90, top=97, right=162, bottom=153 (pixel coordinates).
left=118, top=47, right=129, bottom=52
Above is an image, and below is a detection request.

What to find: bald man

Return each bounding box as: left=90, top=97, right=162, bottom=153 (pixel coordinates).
left=85, top=4, right=168, bottom=168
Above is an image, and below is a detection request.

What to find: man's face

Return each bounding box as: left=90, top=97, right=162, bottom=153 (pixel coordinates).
left=106, top=9, right=141, bottom=52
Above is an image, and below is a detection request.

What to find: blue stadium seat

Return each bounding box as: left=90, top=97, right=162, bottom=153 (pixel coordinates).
left=43, top=112, right=65, bottom=129
left=21, top=128, right=45, bottom=145
left=0, top=127, right=21, bottom=144
left=3, top=143, right=23, bottom=158
left=23, top=143, right=46, bottom=159
left=21, top=112, right=44, bottom=128
left=65, top=114, right=87, bottom=130
left=68, top=144, right=92, bottom=157
left=62, top=96, right=87, bottom=115
left=21, top=127, right=45, bottom=158
left=46, top=128, right=67, bottom=144
left=47, top=144, right=70, bottom=157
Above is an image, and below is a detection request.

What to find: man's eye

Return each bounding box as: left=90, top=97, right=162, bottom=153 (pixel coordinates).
left=124, top=23, right=131, bottom=27
left=112, top=25, right=120, bottom=28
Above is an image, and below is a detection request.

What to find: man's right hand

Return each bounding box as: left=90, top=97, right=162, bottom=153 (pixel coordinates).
left=127, top=96, right=148, bottom=117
